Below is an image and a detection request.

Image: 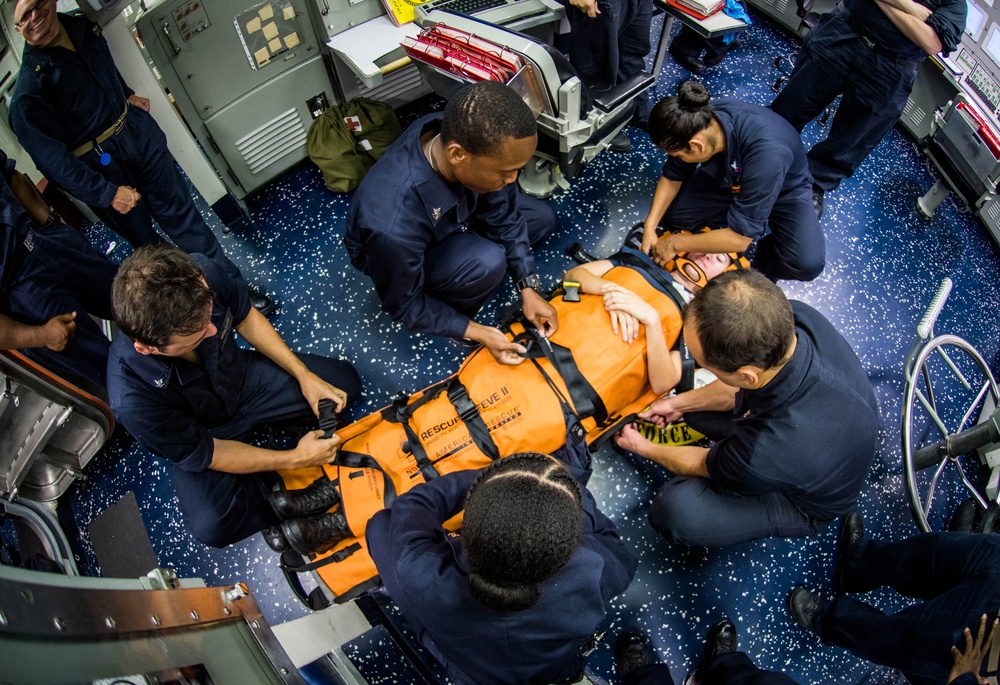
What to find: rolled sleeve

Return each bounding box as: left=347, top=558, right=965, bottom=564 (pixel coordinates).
left=195, top=255, right=252, bottom=325
left=726, top=146, right=793, bottom=240
left=704, top=429, right=777, bottom=496
left=662, top=157, right=697, bottom=182
left=927, top=0, right=967, bottom=55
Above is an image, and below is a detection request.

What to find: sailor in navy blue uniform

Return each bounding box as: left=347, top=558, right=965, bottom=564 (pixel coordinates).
left=615, top=270, right=878, bottom=547
left=366, top=456, right=637, bottom=685
left=789, top=517, right=1000, bottom=685
left=642, top=82, right=825, bottom=282
left=106, top=245, right=360, bottom=547
left=0, top=148, right=116, bottom=387
left=770, top=0, right=966, bottom=209
left=345, top=82, right=557, bottom=366
left=562, top=0, right=654, bottom=130
left=8, top=1, right=269, bottom=309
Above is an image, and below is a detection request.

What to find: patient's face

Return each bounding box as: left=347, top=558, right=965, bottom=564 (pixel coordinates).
left=689, top=252, right=732, bottom=281
left=454, top=134, right=537, bottom=194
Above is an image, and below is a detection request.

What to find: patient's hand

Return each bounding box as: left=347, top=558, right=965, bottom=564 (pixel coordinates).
left=614, top=423, right=654, bottom=456
left=602, top=284, right=659, bottom=327
left=640, top=395, right=684, bottom=425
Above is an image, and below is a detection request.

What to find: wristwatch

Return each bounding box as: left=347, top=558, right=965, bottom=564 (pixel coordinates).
left=516, top=274, right=543, bottom=294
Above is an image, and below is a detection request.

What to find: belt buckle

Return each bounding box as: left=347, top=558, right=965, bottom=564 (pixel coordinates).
left=113, top=113, right=127, bottom=135
left=861, top=35, right=875, bottom=50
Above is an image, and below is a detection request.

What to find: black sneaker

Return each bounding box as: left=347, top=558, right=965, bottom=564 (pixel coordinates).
left=833, top=511, right=864, bottom=592
left=281, top=510, right=352, bottom=556
left=704, top=619, right=737, bottom=661
left=950, top=498, right=977, bottom=532
left=610, top=131, right=632, bottom=153
left=269, top=476, right=342, bottom=521
left=614, top=631, right=653, bottom=681
left=787, top=587, right=825, bottom=632
left=668, top=44, right=705, bottom=74
left=812, top=185, right=825, bottom=220
left=250, top=288, right=275, bottom=316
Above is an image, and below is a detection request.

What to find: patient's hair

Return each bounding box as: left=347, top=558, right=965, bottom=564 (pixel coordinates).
left=683, top=270, right=795, bottom=373
left=112, top=244, right=213, bottom=348
left=441, top=81, right=536, bottom=156
left=649, top=80, right=716, bottom=154
left=462, top=453, right=583, bottom=613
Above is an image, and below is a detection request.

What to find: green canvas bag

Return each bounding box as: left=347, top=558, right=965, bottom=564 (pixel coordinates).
left=306, top=98, right=403, bottom=193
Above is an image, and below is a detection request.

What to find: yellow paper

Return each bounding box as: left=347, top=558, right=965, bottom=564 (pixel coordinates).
left=283, top=32, right=300, bottom=49
left=268, top=37, right=282, bottom=53
left=258, top=4, right=274, bottom=20
left=246, top=17, right=261, bottom=32
left=282, top=5, right=295, bottom=20
left=254, top=46, right=270, bottom=67
left=262, top=21, right=278, bottom=40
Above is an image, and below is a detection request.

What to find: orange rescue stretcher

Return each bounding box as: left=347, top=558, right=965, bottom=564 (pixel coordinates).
left=277, top=249, right=688, bottom=608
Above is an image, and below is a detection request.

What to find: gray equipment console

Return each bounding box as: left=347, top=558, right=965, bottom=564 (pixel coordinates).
left=136, top=0, right=335, bottom=198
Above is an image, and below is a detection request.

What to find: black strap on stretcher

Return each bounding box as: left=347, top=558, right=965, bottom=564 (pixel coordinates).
left=515, top=326, right=609, bottom=425
left=382, top=374, right=502, bottom=481
left=335, top=450, right=398, bottom=509
left=447, top=378, right=500, bottom=461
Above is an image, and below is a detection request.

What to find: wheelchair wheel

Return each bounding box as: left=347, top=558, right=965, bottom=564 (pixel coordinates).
left=902, top=334, right=1000, bottom=532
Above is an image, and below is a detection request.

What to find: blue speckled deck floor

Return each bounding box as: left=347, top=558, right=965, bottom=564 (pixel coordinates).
left=66, top=12, right=1000, bottom=685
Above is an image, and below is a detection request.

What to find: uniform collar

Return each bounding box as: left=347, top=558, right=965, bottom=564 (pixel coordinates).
left=408, top=114, right=469, bottom=226
left=21, top=13, right=89, bottom=72
left=115, top=334, right=210, bottom=390
left=739, top=328, right=812, bottom=414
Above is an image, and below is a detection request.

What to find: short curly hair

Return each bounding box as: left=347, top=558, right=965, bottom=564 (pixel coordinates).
left=440, top=81, right=536, bottom=156
left=112, top=244, right=213, bottom=348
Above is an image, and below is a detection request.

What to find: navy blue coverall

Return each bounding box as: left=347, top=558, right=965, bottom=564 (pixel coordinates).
left=817, top=531, right=1000, bottom=685
left=563, top=0, right=654, bottom=123
left=649, top=302, right=879, bottom=547
left=770, top=0, right=966, bottom=192
left=345, top=114, right=555, bottom=341
left=0, top=149, right=116, bottom=387
left=106, top=256, right=361, bottom=548
left=366, top=467, right=638, bottom=685
left=659, top=100, right=825, bottom=281
left=9, top=14, right=240, bottom=277
left=625, top=653, right=800, bottom=684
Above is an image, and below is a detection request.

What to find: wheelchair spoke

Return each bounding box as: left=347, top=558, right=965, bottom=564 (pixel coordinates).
left=922, top=456, right=951, bottom=520
left=957, top=380, right=993, bottom=435
left=935, top=346, right=973, bottom=390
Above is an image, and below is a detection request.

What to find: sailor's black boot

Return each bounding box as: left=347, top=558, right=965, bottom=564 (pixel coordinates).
left=281, top=510, right=351, bottom=556
left=269, top=476, right=341, bottom=520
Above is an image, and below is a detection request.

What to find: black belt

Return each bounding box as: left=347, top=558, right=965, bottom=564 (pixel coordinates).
left=842, top=13, right=922, bottom=69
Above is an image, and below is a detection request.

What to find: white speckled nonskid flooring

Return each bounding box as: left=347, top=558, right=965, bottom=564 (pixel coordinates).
left=68, top=13, right=1000, bottom=685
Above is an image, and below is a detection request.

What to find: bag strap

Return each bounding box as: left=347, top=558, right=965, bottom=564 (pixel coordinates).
left=446, top=378, right=501, bottom=461
left=278, top=543, right=363, bottom=610
left=335, top=450, right=398, bottom=508
left=517, top=327, right=608, bottom=425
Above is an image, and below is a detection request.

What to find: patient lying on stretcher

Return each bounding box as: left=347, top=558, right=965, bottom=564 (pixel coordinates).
left=266, top=245, right=745, bottom=562
left=564, top=250, right=737, bottom=396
